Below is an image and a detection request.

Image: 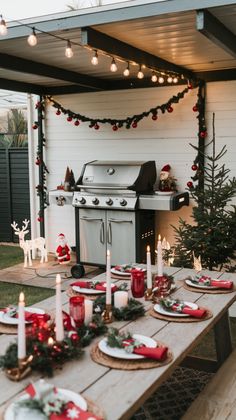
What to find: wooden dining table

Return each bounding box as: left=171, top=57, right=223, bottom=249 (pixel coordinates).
left=0, top=266, right=235, bottom=420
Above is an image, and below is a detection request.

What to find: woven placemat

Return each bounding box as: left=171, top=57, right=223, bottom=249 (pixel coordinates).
left=67, top=287, right=103, bottom=301
left=182, top=280, right=235, bottom=294
left=90, top=342, right=173, bottom=370
left=111, top=273, right=131, bottom=280
left=0, top=323, right=18, bottom=334
left=149, top=307, right=213, bottom=322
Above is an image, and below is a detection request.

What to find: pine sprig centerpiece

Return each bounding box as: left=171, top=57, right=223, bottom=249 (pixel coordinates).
left=159, top=298, right=184, bottom=312
left=106, top=328, right=142, bottom=353
left=94, top=296, right=145, bottom=321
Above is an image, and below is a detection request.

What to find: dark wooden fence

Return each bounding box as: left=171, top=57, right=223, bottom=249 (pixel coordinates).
left=0, top=148, right=30, bottom=242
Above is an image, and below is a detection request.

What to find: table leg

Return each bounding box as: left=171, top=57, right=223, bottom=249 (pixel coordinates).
left=214, top=310, right=232, bottom=367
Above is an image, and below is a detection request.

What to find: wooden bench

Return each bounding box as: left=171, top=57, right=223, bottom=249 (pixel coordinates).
left=182, top=349, right=236, bottom=420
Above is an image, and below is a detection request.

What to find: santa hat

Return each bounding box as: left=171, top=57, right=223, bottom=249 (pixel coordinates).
left=58, top=233, right=65, bottom=238
left=161, top=164, right=171, bottom=172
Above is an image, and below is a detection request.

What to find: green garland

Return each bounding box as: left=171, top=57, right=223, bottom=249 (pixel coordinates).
left=94, top=296, right=145, bottom=321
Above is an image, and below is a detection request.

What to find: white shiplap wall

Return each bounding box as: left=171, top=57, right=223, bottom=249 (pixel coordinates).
left=43, top=81, right=236, bottom=252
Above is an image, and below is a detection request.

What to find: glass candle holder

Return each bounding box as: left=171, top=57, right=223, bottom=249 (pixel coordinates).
left=131, top=269, right=145, bottom=298
left=69, top=296, right=85, bottom=327
left=153, top=275, right=171, bottom=298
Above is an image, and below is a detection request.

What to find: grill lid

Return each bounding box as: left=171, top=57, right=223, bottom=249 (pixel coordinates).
left=76, top=160, right=157, bottom=194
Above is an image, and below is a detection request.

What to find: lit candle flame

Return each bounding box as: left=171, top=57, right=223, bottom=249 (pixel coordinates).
left=107, top=249, right=110, bottom=257
left=158, top=234, right=161, bottom=241
left=48, top=337, right=54, bottom=347
left=147, top=245, right=150, bottom=252
left=19, top=292, right=24, bottom=303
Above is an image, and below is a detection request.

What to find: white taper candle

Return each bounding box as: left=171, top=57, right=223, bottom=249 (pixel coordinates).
left=55, top=274, right=64, bottom=342
left=106, top=249, right=111, bottom=305
left=146, top=245, right=152, bottom=289
left=18, top=292, right=26, bottom=359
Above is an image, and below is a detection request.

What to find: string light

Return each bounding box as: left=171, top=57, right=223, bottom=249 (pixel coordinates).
left=151, top=72, right=158, bottom=83
left=137, top=65, right=144, bottom=79
left=110, top=57, right=118, bottom=72
left=158, top=76, right=165, bottom=84
left=27, top=28, right=37, bottom=46
left=123, top=62, right=130, bottom=77
left=173, top=76, right=179, bottom=84
left=91, top=50, right=98, bottom=65
left=0, top=15, right=7, bottom=35
left=65, top=40, right=73, bottom=58
left=167, top=76, right=173, bottom=83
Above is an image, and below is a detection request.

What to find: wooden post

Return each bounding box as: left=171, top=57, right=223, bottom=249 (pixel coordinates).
left=37, top=96, right=45, bottom=237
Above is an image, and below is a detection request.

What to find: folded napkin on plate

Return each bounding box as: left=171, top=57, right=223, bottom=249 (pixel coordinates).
left=122, top=339, right=168, bottom=361
left=50, top=401, right=102, bottom=420
left=171, top=303, right=206, bottom=318
left=1, top=308, right=50, bottom=322
left=71, top=281, right=117, bottom=292
left=192, top=275, right=233, bottom=289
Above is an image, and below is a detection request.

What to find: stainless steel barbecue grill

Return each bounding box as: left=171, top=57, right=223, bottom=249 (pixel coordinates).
left=72, top=160, right=188, bottom=270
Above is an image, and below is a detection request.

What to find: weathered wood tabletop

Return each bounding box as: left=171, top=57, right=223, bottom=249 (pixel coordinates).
left=0, top=266, right=235, bottom=420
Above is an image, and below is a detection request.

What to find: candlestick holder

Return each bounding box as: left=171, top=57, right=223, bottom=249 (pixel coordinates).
left=144, top=287, right=153, bottom=301
left=5, top=355, right=33, bottom=381
left=101, top=304, right=113, bottom=324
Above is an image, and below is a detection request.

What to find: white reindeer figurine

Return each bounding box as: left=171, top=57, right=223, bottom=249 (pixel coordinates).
left=11, top=219, right=48, bottom=268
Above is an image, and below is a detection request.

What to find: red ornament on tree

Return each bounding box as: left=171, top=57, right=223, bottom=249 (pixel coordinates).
left=94, top=123, right=100, bottom=130
left=74, top=120, right=80, bottom=126
left=67, top=116, right=73, bottom=122
left=192, top=105, right=198, bottom=112
left=167, top=106, right=173, bottom=113
left=152, top=114, right=158, bottom=121
left=200, top=131, right=207, bottom=138
left=32, top=123, right=39, bottom=130
left=37, top=216, right=43, bottom=222
left=35, top=158, right=41, bottom=166
left=187, top=181, right=193, bottom=188
left=191, top=164, right=198, bottom=171
left=56, top=109, right=61, bottom=116
left=112, top=125, right=118, bottom=131
left=132, top=121, right=138, bottom=128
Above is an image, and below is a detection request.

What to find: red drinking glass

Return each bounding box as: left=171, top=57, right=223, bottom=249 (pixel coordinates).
left=131, top=269, right=145, bottom=298
left=69, top=296, right=85, bottom=327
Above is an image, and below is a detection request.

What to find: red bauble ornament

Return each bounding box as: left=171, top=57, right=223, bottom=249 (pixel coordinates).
left=132, top=122, right=137, bottom=128
left=32, top=123, right=38, bottom=130
left=200, top=131, right=207, bottom=138
left=94, top=123, right=100, bottom=130
left=74, top=120, right=80, bottom=126
left=112, top=125, right=118, bottom=131
left=37, top=216, right=43, bottom=222
left=35, top=158, right=41, bottom=166
left=70, top=332, right=79, bottom=343
left=188, top=83, right=193, bottom=89
left=152, top=114, right=158, bottom=121
left=191, top=164, right=198, bottom=171
left=192, top=105, right=198, bottom=112
left=187, top=181, right=193, bottom=188
left=67, top=116, right=73, bottom=122
left=56, top=109, right=61, bottom=116
left=167, top=106, right=173, bottom=113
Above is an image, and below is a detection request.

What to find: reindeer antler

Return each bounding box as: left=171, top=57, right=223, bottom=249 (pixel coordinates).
left=11, top=221, right=20, bottom=232
left=22, top=219, right=30, bottom=231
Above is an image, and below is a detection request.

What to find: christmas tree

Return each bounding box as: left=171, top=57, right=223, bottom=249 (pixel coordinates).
left=172, top=113, right=236, bottom=271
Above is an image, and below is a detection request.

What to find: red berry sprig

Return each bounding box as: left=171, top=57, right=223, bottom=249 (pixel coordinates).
left=167, top=106, right=173, bottom=113
left=191, top=164, right=198, bottom=171
left=187, top=181, right=193, bottom=188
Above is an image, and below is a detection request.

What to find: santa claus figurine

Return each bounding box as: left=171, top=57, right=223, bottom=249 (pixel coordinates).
left=158, top=164, right=177, bottom=192
left=56, top=233, right=71, bottom=264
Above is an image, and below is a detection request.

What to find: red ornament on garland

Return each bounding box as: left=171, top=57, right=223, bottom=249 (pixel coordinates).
left=67, top=116, right=73, bottom=122
left=32, top=123, right=39, bottom=130
left=200, top=131, right=207, bottom=138
left=74, top=120, right=80, bottom=126
left=112, top=125, right=118, bottom=131
left=37, top=216, right=43, bottom=222
left=152, top=114, right=158, bottom=121
left=192, top=105, right=198, bottom=112
left=191, top=164, right=198, bottom=171
left=35, top=158, right=41, bottom=166
left=94, top=123, right=100, bottom=130
left=188, top=82, right=193, bottom=89
left=167, top=106, right=173, bottom=113
left=56, top=109, right=61, bottom=116
left=70, top=332, right=79, bottom=343
left=132, top=121, right=138, bottom=128
left=187, top=181, right=193, bottom=188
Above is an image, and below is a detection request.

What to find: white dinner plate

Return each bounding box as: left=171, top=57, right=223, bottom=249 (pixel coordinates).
left=185, top=279, right=219, bottom=290
left=4, top=387, right=87, bottom=420
left=0, top=307, right=45, bottom=325
left=98, top=334, right=156, bottom=360
left=72, top=283, right=115, bottom=295
left=154, top=301, right=198, bottom=317
left=154, top=191, right=174, bottom=196
left=111, top=265, right=146, bottom=277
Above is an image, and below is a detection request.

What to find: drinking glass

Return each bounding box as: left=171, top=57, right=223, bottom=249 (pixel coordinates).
left=153, top=275, right=171, bottom=298
left=69, top=296, right=85, bottom=327
left=131, top=269, right=145, bottom=298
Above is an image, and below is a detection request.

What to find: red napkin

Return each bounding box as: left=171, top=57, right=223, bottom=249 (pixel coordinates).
left=198, top=276, right=233, bottom=289
left=50, top=401, right=103, bottom=420
left=0, top=308, right=50, bottom=322
left=122, top=339, right=168, bottom=361
left=71, top=281, right=117, bottom=293
left=171, top=303, right=206, bottom=318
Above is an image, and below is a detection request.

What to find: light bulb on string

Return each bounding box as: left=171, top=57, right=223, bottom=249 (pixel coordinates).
left=110, top=57, right=118, bottom=72
left=151, top=72, right=158, bottom=83
left=123, top=62, right=130, bottom=77
left=167, top=76, right=173, bottom=83
left=173, top=76, right=178, bottom=84
left=0, top=15, right=7, bottom=36
left=27, top=28, right=37, bottom=46
left=137, top=65, right=144, bottom=79
left=65, top=40, right=73, bottom=58
left=91, top=50, right=98, bottom=65
left=158, top=76, right=165, bottom=84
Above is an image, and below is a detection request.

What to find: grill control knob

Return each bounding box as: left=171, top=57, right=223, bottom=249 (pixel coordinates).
left=92, top=197, right=99, bottom=205
left=106, top=198, right=113, bottom=206
left=120, top=199, right=127, bottom=207
left=79, top=197, right=86, bottom=204
left=74, top=198, right=78, bottom=203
